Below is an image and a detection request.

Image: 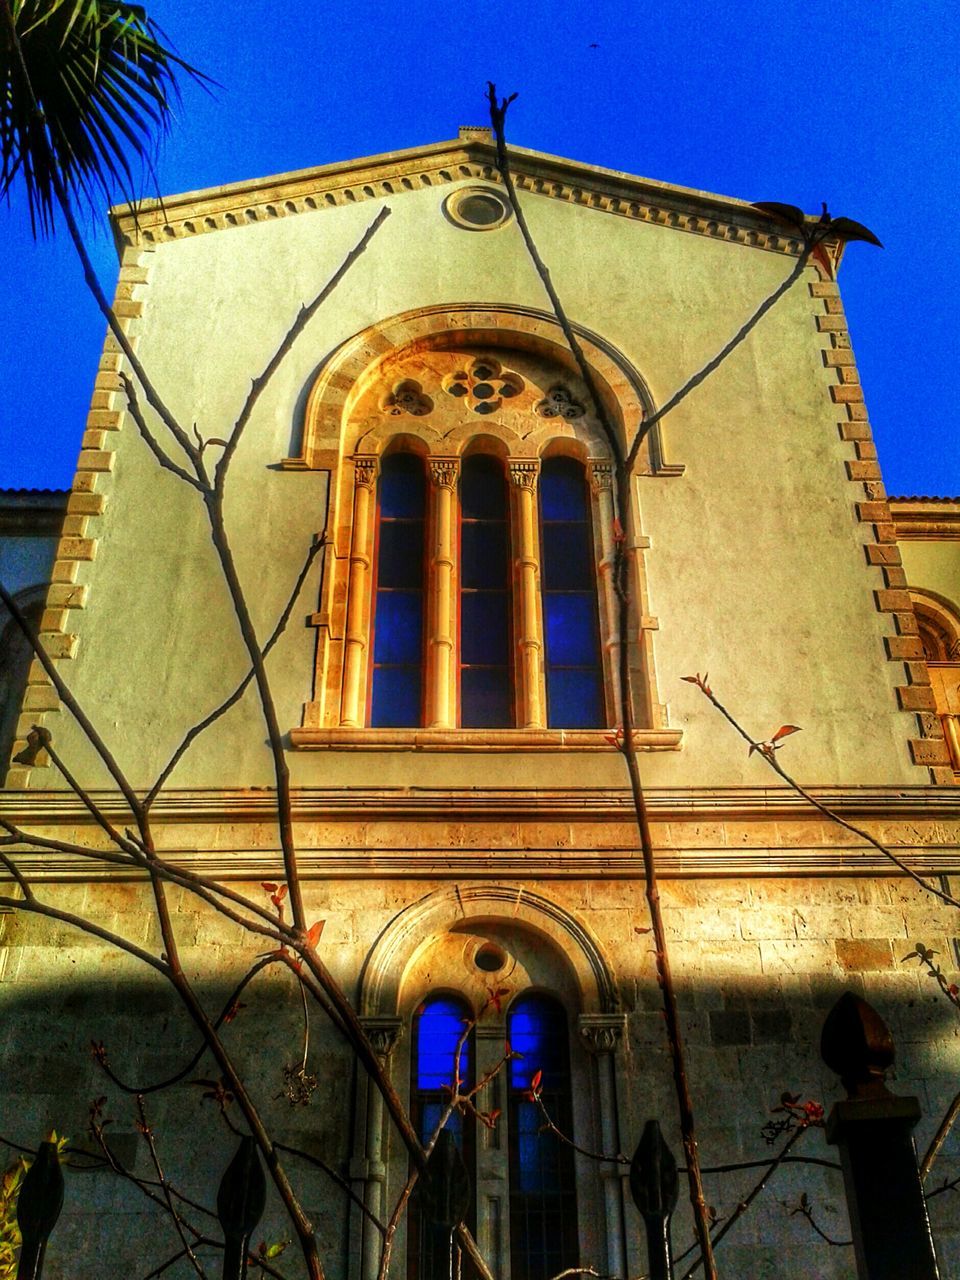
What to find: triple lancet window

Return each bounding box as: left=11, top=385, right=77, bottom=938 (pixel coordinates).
left=368, top=448, right=605, bottom=731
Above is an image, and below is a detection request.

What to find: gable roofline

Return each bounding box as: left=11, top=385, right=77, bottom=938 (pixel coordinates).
left=109, top=132, right=829, bottom=265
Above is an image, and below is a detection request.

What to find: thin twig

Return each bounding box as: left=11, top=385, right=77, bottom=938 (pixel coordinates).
left=922, top=1089, right=960, bottom=1180
left=690, top=678, right=960, bottom=909
left=136, top=1095, right=208, bottom=1277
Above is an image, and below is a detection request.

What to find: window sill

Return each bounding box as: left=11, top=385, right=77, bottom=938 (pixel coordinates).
left=289, top=727, right=683, bottom=752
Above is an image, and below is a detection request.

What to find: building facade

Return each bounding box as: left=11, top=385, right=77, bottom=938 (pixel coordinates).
left=1, top=131, right=959, bottom=1278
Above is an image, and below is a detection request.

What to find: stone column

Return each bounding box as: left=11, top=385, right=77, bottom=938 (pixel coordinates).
left=509, top=459, right=544, bottom=729
left=341, top=456, right=379, bottom=727
left=428, top=459, right=459, bottom=728
left=356, top=1016, right=403, bottom=1280
left=590, top=460, right=621, bottom=721
left=474, top=1021, right=511, bottom=1278
left=580, top=1013, right=629, bottom=1280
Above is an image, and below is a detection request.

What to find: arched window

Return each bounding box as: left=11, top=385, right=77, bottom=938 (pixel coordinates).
left=370, top=452, right=426, bottom=727
left=409, top=994, right=475, bottom=1280
left=507, top=994, right=579, bottom=1280
left=539, top=458, right=605, bottom=728
left=460, top=454, right=514, bottom=727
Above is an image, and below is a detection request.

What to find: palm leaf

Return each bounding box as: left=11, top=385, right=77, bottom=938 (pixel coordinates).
left=1, top=0, right=209, bottom=235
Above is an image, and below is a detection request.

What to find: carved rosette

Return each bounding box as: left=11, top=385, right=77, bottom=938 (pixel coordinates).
left=535, top=385, right=586, bottom=420
left=578, top=1013, right=626, bottom=1056
left=509, top=460, right=540, bottom=492
left=429, top=458, right=460, bottom=490
left=354, top=456, right=379, bottom=490
left=360, top=1016, right=404, bottom=1060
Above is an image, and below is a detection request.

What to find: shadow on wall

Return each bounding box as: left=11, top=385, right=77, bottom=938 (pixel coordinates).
left=0, top=964, right=957, bottom=1279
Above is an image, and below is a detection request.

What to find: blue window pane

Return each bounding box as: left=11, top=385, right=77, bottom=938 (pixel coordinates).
left=462, top=667, right=513, bottom=728
left=544, top=594, right=598, bottom=666
left=462, top=592, right=509, bottom=664
left=461, top=522, right=508, bottom=588
left=416, top=996, right=471, bottom=1091
left=540, top=458, right=588, bottom=522
left=373, top=592, right=423, bottom=664
left=542, top=525, right=592, bottom=590
left=370, top=667, right=421, bottom=727
left=380, top=453, right=425, bottom=517
left=462, top=455, right=506, bottom=519
left=546, top=667, right=605, bottom=729
left=377, top=522, right=424, bottom=588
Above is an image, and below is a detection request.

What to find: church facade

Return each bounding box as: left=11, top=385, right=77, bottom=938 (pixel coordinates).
left=1, top=130, right=959, bottom=1278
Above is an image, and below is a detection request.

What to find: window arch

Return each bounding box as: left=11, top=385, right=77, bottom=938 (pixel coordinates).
left=291, top=324, right=684, bottom=751
left=409, top=993, right=476, bottom=1280
left=912, top=591, right=960, bottom=774
left=539, top=457, right=605, bottom=728
left=507, top=993, right=579, bottom=1280
left=370, top=451, right=427, bottom=727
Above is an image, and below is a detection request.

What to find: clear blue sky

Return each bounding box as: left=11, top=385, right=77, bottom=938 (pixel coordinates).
left=2, top=0, right=958, bottom=495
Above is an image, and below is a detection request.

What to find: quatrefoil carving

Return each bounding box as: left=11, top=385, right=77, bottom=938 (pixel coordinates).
left=443, top=358, right=524, bottom=416
left=381, top=379, right=433, bottom=417
left=535, top=385, right=585, bottom=420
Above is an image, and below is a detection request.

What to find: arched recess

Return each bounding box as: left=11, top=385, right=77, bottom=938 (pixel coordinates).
left=359, top=883, right=619, bottom=1018
left=911, top=589, right=960, bottom=661
left=911, top=590, right=960, bottom=774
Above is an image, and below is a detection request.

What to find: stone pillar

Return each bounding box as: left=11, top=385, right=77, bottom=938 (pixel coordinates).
left=356, top=1016, right=403, bottom=1280
left=821, top=992, right=940, bottom=1280
left=427, top=459, right=459, bottom=728
left=590, top=460, right=621, bottom=722
left=509, top=459, right=544, bottom=729
left=474, top=1021, right=511, bottom=1278
left=341, top=456, right=378, bottom=727
left=579, top=1013, right=628, bottom=1280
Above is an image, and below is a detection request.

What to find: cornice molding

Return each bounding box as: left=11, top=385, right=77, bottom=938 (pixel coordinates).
left=2, top=785, right=958, bottom=824
left=890, top=498, right=960, bottom=542
left=110, top=139, right=820, bottom=261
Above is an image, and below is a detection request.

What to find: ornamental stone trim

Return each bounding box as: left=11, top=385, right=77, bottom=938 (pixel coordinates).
left=6, top=250, right=147, bottom=786
left=111, top=139, right=816, bottom=261
left=808, top=278, right=947, bottom=783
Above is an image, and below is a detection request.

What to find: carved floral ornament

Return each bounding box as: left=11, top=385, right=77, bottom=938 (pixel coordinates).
left=443, top=357, right=524, bottom=415
left=379, top=378, right=433, bottom=418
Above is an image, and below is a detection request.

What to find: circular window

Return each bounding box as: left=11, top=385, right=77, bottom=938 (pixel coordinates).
left=444, top=187, right=511, bottom=232
left=474, top=942, right=507, bottom=973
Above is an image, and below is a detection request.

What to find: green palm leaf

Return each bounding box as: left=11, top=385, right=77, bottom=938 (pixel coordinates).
left=1, top=0, right=207, bottom=235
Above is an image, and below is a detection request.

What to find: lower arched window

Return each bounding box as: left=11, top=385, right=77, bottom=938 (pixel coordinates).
left=409, top=994, right=476, bottom=1280
left=507, top=994, right=579, bottom=1280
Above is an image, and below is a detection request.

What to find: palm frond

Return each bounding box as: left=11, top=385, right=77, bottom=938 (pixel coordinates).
left=1, top=0, right=209, bottom=235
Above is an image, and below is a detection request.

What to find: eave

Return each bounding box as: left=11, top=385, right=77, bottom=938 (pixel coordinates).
left=109, top=131, right=839, bottom=266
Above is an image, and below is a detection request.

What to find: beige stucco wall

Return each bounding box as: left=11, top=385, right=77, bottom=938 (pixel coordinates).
left=20, top=171, right=922, bottom=792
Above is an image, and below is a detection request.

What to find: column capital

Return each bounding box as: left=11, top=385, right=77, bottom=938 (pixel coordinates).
left=360, top=1015, right=404, bottom=1059
left=589, top=460, right=615, bottom=493
left=429, top=457, right=460, bottom=490
left=509, top=458, right=540, bottom=491
left=578, top=1012, right=627, bottom=1056
left=353, top=455, right=379, bottom=490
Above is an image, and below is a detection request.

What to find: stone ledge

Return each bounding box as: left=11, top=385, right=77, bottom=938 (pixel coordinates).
left=289, top=727, right=684, bottom=752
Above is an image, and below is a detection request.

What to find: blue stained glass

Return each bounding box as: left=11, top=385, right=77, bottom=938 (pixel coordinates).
left=462, top=667, right=513, bottom=728
left=462, top=592, right=509, bottom=664
left=416, top=996, right=471, bottom=1092
left=542, top=525, right=592, bottom=590
left=379, top=453, right=425, bottom=517
left=540, top=458, right=588, bottom=522
left=370, top=667, right=421, bottom=727
left=373, top=592, right=423, bottom=664
left=546, top=667, right=605, bottom=729
left=462, top=455, right=506, bottom=519
left=544, top=594, right=597, bottom=666
left=377, top=522, right=424, bottom=588
left=461, top=522, right=507, bottom=587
